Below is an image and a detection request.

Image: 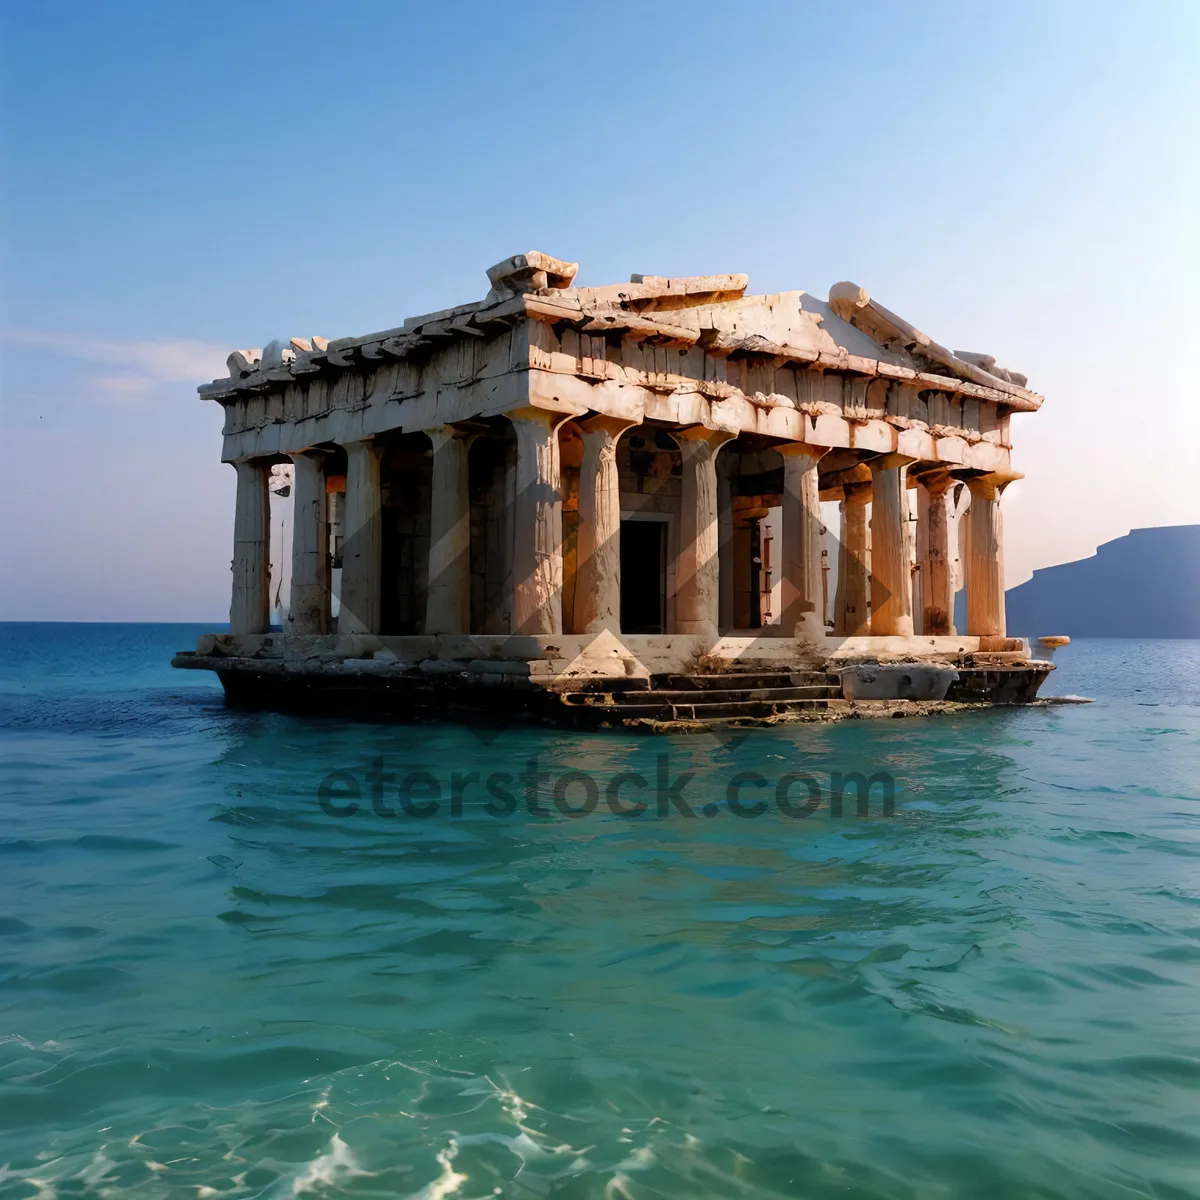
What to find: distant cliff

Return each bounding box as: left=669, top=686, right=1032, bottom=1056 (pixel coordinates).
left=998, top=525, right=1200, bottom=638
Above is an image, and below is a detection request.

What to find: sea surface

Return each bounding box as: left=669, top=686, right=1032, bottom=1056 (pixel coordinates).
left=1, top=625, right=1199, bottom=1200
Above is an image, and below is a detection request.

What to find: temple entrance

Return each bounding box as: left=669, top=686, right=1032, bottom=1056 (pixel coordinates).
left=620, top=518, right=667, bottom=634
left=718, top=436, right=785, bottom=632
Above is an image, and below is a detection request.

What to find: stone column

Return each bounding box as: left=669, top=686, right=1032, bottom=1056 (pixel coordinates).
left=835, top=482, right=871, bottom=636
left=337, top=439, right=382, bottom=635
left=868, top=454, right=915, bottom=637
left=717, top=463, right=735, bottom=632
left=676, top=426, right=734, bottom=640
left=230, top=459, right=271, bottom=635
left=509, top=408, right=564, bottom=636
left=965, top=474, right=1006, bottom=636
left=575, top=415, right=635, bottom=634
left=287, top=451, right=330, bottom=634
left=424, top=427, right=472, bottom=635
left=917, top=470, right=955, bottom=635
left=913, top=486, right=926, bottom=632
left=779, top=443, right=828, bottom=640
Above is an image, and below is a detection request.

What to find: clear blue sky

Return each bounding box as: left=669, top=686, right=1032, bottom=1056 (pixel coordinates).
left=2, top=1, right=1197, bottom=619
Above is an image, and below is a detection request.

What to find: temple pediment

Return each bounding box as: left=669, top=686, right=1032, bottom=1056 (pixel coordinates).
left=199, top=254, right=1043, bottom=420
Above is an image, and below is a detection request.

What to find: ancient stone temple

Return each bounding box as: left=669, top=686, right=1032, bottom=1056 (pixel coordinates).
left=174, top=252, right=1052, bottom=726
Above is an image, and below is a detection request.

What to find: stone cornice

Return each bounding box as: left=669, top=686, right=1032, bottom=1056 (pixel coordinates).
left=199, top=255, right=1044, bottom=414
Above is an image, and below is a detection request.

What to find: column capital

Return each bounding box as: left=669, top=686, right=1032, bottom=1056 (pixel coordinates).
left=778, top=441, right=830, bottom=462
left=675, top=424, right=735, bottom=448
left=870, top=452, right=917, bottom=472
left=506, top=405, right=571, bottom=429
left=421, top=424, right=475, bottom=454
left=914, top=467, right=955, bottom=497
left=966, top=469, right=1023, bottom=499
left=286, top=445, right=329, bottom=462
left=842, top=479, right=873, bottom=502
left=578, top=413, right=638, bottom=438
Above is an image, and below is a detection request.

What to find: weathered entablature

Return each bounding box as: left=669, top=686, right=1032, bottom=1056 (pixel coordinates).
left=197, top=252, right=1041, bottom=674
left=204, top=252, right=1039, bottom=475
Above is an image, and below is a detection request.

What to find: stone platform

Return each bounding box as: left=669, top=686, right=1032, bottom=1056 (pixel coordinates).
left=172, top=632, right=1054, bottom=733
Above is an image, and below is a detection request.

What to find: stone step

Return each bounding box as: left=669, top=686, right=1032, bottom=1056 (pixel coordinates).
left=559, top=685, right=838, bottom=708
left=558, top=695, right=832, bottom=722
left=652, top=671, right=838, bottom=691
left=666, top=698, right=829, bottom=719
left=618, top=685, right=839, bottom=704
left=564, top=696, right=835, bottom=720
left=558, top=675, right=651, bottom=693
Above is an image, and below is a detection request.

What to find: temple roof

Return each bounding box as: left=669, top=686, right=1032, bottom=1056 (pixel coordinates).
left=200, top=251, right=1042, bottom=411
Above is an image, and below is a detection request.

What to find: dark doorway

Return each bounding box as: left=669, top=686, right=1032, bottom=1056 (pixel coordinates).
left=620, top=519, right=666, bottom=634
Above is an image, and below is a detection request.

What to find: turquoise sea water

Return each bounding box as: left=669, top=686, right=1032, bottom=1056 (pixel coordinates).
left=1, top=625, right=1199, bottom=1199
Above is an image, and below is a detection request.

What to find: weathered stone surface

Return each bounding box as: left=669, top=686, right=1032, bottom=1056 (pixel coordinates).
left=675, top=427, right=734, bottom=639
left=171, top=634, right=1050, bottom=730
left=268, top=462, right=294, bottom=496
left=287, top=451, right=330, bottom=634
left=230, top=460, right=271, bottom=635
left=954, top=350, right=1028, bottom=387
left=509, top=408, right=565, bottom=636
left=575, top=415, right=635, bottom=634
left=828, top=282, right=1041, bottom=408
left=964, top=474, right=1009, bottom=636
left=485, top=251, right=579, bottom=304
left=838, top=663, right=958, bottom=701
left=868, top=453, right=915, bottom=637
left=226, top=349, right=261, bottom=377
left=260, top=339, right=295, bottom=370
